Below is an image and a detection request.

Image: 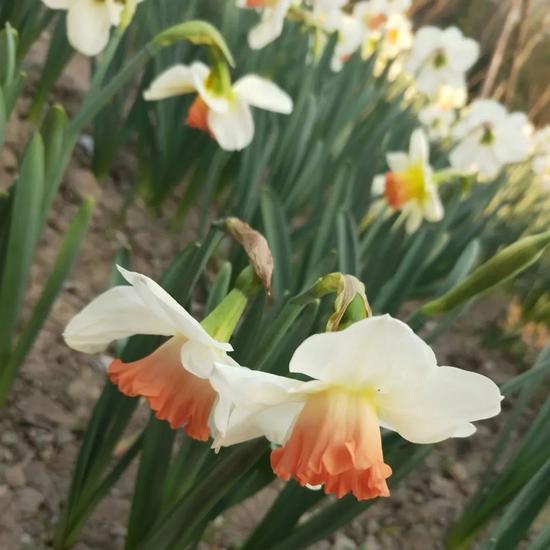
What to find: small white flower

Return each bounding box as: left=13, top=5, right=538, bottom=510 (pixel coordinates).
left=143, top=62, right=293, bottom=151
left=41, top=0, right=142, bottom=56
left=330, top=14, right=365, bottom=71
left=372, top=128, right=444, bottom=233
left=378, top=13, right=413, bottom=60
left=418, top=85, right=466, bottom=140
left=407, top=26, right=479, bottom=96
left=209, top=315, right=502, bottom=500
left=450, top=99, right=532, bottom=180
left=237, top=0, right=294, bottom=49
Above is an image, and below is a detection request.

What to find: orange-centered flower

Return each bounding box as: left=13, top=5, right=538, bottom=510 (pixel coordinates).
left=209, top=315, right=502, bottom=501
left=144, top=62, right=292, bottom=151
left=372, top=128, right=443, bottom=233
left=64, top=267, right=235, bottom=441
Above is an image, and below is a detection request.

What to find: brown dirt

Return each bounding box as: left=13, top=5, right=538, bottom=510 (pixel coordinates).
left=0, top=40, right=545, bottom=550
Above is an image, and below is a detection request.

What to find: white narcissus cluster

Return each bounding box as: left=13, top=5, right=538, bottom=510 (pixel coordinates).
left=41, top=0, right=143, bottom=56
left=450, top=100, right=533, bottom=180
left=532, top=126, right=550, bottom=190
left=372, top=128, right=444, bottom=233
left=143, top=62, right=293, bottom=151
left=406, top=26, right=479, bottom=97
left=65, top=271, right=503, bottom=502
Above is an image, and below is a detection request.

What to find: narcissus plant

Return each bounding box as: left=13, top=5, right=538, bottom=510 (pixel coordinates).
left=210, top=315, right=502, bottom=500
left=372, top=128, right=444, bottom=233
left=41, top=0, right=143, bottom=56
left=64, top=267, right=237, bottom=441
left=144, top=61, right=293, bottom=151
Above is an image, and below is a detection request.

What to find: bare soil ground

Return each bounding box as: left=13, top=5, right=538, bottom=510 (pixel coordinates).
left=0, top=46, right=546, bottom=550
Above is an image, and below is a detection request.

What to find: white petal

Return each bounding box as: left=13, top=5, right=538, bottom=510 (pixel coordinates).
left=117, top=267, right=231, bottom=351
left=443, top=28, right=479, bottom=72
left=209, top=362, right=305, bottom=447
left=42, top=0, right=71, bottom=8
left=233, top=75, right=293, bottom=114
left=289, top=315, right=437, bottom=387
left=422, top=184, right=444, bottom=222
left=207, top=97, right=255, bottom=151
left=403, top=204, right=423, bottom=233
left=180, top=340, right=238, bottom=379
left=248, top=16, right=285, bottom=49
left=453, top=423, right=476, bottom=438
left=105, top=0, right=124, bottom=25
left=247, top=1, right=291, bottom=49
left=378, top=366, right=502, bottom=444
left=386, top=152, right=411, bottom=173
left=63, top=286, right=176, bottom=353
left=409, top=128, right=429, bottom=163
left=143, top=63, right=207, bottom=101
left=67, top=0, right=112, bottom=57
left=372, top=174, right=386, bottom=196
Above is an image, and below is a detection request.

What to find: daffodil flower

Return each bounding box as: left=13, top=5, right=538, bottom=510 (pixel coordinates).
left=372, top=128, right=443, bottom=233
left=237, top=0, right=294, bottom=49
left=143, top=62, right=293, bottom=151
left=210, top=315, right=502, bottom=500
left=418, top=85, right=466, bottom=141
left=41, top=0, right=142, bottom=56
left=406, top=26, right=479, bottom=97
left=64, top=267, right=236, bottom=441
left=450, top=99, right=532, bottom=180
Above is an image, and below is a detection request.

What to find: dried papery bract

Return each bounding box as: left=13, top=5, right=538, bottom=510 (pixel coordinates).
left=225, top=217, right=274, bottom=295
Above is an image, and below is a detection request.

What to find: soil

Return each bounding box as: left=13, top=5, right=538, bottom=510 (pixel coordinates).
left=0, top=40, right=547, bottom=550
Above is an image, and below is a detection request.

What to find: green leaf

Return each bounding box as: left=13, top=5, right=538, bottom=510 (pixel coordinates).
left=28, top=15, right=73, bottom=121
left=481, top=458, right=550, bottom=550
left=421, top=231, right=550, bottom=315
left=261, top=187, right=293, bottom=298
left=125, top=417, right=176, bottom=550
left=40, top=104, right=69, bottom=220
left=135, top=441, right=267, bottom=550
left=337, top=210, right=359, bottom=275
left=243, top=481, right=325, bottom=550
left=0, top=133, right=44, bottom=384
left=2, top=198, right=94, bottom=391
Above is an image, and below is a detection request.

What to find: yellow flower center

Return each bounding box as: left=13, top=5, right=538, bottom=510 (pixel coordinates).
left=385, top=162, right=427, bottom=209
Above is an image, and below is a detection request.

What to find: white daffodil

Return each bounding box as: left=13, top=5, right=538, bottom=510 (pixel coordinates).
left=353, top=3, right=412, bottom=65
left=330, top=13, right=365, bottom=71
left=143, top=62, right=293, bottom=151
left=41, top=0, right=142, bottom=56
left=406, top=26, right=479, bottom=96
left=532, top=126, right=550, bottom=190
left=372, top=128, right=443, bottom=233
left=64, top=266, right=236, bottom=441
left=418, top=85, right=466, bottom=140
left=237, top=0, right=294, bottom=49
left=378, top=13, right=412, bottom=60
left=210, top=315, right=502, bottom=501
left=450, top=99, right=532, bottom=180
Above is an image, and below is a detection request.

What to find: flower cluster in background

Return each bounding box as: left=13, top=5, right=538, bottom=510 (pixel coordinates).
left=236, top=0, right=547, bottom=226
